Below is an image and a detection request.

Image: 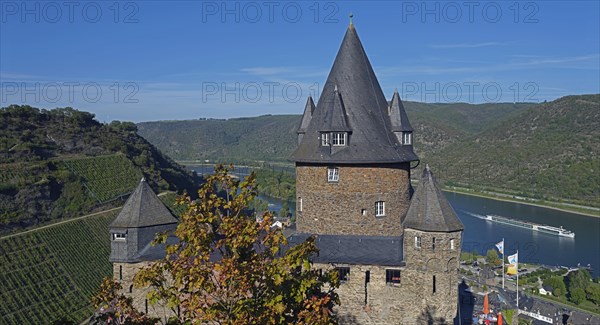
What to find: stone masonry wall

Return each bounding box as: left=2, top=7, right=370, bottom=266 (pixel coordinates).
left=113, top=263, right=177, bottom=322
left=296, top=163, right=411, bottom=236
left=316, top=260, right=462, bottom=324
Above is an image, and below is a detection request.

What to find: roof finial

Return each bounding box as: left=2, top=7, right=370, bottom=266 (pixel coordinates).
left=141, top=177, right=146, bottom=182
left=425, top=164, right=430, bottom=171
left=334, top=84, right=338, bottom=93
left=349, top=13, right=354, bottom=25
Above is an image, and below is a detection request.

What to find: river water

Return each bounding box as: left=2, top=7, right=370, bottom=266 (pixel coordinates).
left=189, top=166, right=599, bottom=271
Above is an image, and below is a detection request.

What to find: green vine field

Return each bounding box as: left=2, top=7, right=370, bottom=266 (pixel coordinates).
left=0, top=211, right=116, bottom=324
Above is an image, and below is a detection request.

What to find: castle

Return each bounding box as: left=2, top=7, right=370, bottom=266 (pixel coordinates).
left=109, top=23, right=464, bottom=324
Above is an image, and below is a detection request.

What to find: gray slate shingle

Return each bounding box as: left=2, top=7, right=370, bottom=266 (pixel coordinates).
left=109, top=179, right=178, bottom=228
left=290, top=24, right=418, bottom=164
left=288, top=233, right=404, bottom=266
left=403, top=166, right=464, bottom=232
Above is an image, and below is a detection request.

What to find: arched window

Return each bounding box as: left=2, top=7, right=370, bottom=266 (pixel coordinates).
left=433, top=275, right=437, bottom=294
left=129, top=285, right=133, bottom=293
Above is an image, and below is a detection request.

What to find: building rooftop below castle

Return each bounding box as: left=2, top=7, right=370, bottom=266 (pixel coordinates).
left=288, top=233, right=404, bottom=266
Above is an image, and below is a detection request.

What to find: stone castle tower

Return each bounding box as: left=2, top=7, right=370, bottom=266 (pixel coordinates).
left=289, top=23, right=464, bottom=324
left=109, top=178, right=178, bottom=321
left=108, top=23, right=464, bottom=325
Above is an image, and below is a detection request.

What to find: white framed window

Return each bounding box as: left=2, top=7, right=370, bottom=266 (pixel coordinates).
left=415, top=236, right=421, bottom=248
left=321, top=132, right=330, bottom=146
left=450, top=239, right=455, bottom=250
left=327, top=167, right=339, bottom=182
left=332, top=132, right=347, bottom=146
left=403, top=132, right=412, bottom=145
left=375, top=201, right=385, bottom=216
left=113, top=233, right=126, bottom=241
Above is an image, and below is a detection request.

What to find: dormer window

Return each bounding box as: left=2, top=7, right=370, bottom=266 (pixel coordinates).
left=113, top=233, right=126, bottom=241
left=403, top=132, right=412, bottom=145
left=332, top=132, right=347, bottom=146
left=321, top=132, right=330, bottom=146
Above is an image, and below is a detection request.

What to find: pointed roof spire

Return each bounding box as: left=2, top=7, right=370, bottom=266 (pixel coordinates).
left=290, top=24, right=419, bottom=163
left=320, top=86, right=351, bottom=132
left=109, top=179, right=177, bottom=228
left=390, top=89, right=413, bottom=132
left=297, top=96, right=316, bottom=134
left=403, top=167, right=464, bottom=232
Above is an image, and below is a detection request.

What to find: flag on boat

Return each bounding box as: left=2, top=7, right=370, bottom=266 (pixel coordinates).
left=495, top=240, right=504, bottom=254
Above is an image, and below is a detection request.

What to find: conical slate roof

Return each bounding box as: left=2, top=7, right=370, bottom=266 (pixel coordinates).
left=297, top=96, right=315, bottom=134
left=403, top=166, right=464, bottom=232
left=290, top=24, right=418, bottom=164
left=109, top=178, right=178, bottom=228
left=390, top=89, right=413, bottom=132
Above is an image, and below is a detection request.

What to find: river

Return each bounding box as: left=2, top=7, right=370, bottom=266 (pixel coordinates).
left=189, top=165, right=599, bottom=272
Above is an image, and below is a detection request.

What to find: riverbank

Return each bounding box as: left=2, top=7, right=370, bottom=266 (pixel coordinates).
left=440, top=186, right=600, bottom=218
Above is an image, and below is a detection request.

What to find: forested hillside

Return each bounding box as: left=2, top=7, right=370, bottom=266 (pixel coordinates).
left=0, top=105, right=198, bottom=235
left=424, top=95, right=600, bottom=206
left=137, top=115, right=300, bottom=164
left=137, top=96, right=599, bottom=206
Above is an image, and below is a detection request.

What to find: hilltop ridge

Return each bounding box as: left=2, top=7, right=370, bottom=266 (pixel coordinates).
left=137, top=95, right=599, bottom=207
left=0, top=105, right=198, bottom=235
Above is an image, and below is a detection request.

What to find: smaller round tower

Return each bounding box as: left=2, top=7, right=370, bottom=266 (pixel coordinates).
left=402, top=166, right=464, bottom=323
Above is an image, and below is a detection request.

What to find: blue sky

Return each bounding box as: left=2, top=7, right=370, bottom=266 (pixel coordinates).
left=1, top=1, right=599, bottom=122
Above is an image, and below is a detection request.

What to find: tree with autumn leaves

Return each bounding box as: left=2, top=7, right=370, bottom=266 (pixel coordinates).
left=92, top=164, right=339, bottom=324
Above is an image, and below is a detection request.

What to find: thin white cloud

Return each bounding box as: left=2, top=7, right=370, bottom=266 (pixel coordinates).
left=429, top=42, right=505, bottom=49
left=378, top=54, right=600, bottom=77
left=240, top=67, right=292, bottom=76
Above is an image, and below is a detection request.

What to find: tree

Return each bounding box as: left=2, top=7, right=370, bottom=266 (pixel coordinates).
left=570, top=288, right=586, bottom=305
left=486, top=249, right=501, bottom=266
left=279, top=200, right=290, bottom=218
left=567, top=269, right=592, bottom=295
left=543, top=276, right=566, bottom=297
left=133, top=165, right=339, bottom=324
left=585, top=283, right=600, bottom=305
left=90, top=277, right=158, bottom=325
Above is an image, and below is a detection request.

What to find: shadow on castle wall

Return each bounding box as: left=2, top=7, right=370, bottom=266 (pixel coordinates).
left=455, top=279, right=475, bottom=325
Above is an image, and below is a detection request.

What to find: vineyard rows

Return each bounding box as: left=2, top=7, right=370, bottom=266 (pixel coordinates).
left=0, top=165, right=41, bottom=186
left=0, top=211, right=116, bottom=324
left=62, top=154, right=143, bottom=203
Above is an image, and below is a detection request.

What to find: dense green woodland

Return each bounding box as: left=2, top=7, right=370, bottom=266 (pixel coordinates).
left=138, top=95, right=600, bottom=206
left=0, top=105, right=198, bottom=235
